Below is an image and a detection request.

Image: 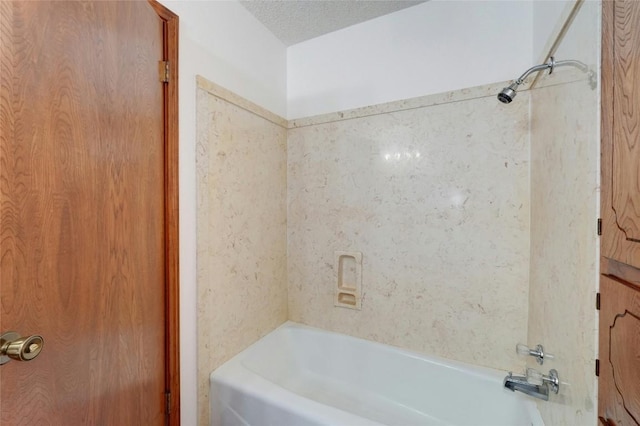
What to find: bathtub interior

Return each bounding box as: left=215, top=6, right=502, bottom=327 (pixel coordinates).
left=222, top=322, right=542, bottom=426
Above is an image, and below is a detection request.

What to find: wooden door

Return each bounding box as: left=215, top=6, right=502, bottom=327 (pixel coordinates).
left=598, top=276, right=640, bottom=425
left=0, top=1, right=179, bottom=424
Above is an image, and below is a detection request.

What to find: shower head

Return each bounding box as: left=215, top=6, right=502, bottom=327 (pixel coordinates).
left=497, top=57, right=556, bottom=104
left=498, top=57, right=595, bottom=104
left=497, top=83, right=519, bottom=104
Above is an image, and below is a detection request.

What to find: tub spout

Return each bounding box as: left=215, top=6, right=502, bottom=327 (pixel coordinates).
left=503, top=372, right=549, bottom=401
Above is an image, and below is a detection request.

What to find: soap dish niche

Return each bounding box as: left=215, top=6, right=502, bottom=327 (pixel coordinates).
left=334, top=251, right=362, bottom=310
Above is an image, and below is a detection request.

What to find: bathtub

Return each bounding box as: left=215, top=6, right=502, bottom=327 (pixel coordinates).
left=210, top=322, right=544, bottom=426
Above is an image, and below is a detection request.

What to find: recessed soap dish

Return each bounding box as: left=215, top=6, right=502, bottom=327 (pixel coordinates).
left=334, top=251, right=362, bottom=310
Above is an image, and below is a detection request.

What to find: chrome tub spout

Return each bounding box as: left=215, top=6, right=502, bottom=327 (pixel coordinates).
left=503, top=372, right=550, bottom=401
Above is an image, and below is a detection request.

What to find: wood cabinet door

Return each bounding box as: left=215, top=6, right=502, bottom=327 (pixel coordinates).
left=0, top=1, right=179, bottom=424
left=598, top=275, right=640, bottom=425
left=601, top=0, right=640, bottom=269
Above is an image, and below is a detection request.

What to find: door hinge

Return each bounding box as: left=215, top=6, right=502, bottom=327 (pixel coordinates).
left=597, top=218, right=602, bottom=236
left=595, top=359, right=600, bottom=377
left=596, top=292, right=601, bottom=310
left=159, top=61, right=170, bottom=83
left=165, top=391, right=171, bottom=416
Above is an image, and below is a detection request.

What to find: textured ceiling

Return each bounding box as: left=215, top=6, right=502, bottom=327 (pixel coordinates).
left=240, top=0, right=427, bottom=46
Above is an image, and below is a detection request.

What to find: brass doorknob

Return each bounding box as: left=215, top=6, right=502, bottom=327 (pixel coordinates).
left=0, top=332, right=44, bottom=365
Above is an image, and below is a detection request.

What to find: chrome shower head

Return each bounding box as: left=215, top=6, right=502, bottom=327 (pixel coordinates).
left=497, top=57, right=556, bottom=104
left=497, top=83, right=519, bottom=104
left=498, top=57, right=594, bottom=104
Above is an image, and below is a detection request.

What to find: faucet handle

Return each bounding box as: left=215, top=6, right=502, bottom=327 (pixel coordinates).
left=516, top=343, right=553, bottom=364
left=526, top=368, right=560, bottom=394
left=516, top=343, right=533, bottom=356
left=526, top=367, right=544, bottom=385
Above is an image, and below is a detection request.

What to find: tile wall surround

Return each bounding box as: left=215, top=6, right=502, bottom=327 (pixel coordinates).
left=287, top=87, right=532, bottom=372
left=288, top=81, right=515, bottom=129
left=195, top=76, right=288, bottom=426
left=527, top=1, right=600, bottom=425
left=528, top=80, right=598, bottom=426
left=196, top=56, right=598, bottom=424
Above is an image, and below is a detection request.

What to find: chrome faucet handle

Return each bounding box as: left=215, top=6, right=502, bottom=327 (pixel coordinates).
left=526, top=368, right=560, bottom=394
left=516, top=343, right=553, bottom=364
left=525, top=367, right=544, bottom=385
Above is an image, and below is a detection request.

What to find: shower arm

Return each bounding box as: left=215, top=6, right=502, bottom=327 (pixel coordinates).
left=514, top=57, right=590, bottom=86
left=498, top=56, right=595, bottom=104
left=514, top=60, right=555, bottom=85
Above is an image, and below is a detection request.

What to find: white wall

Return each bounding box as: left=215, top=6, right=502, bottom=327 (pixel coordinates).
left=287, top=0, right=533, bottom=119
left=157, top=1, right=287, bottom=425
left=532, top=0, right=574, bottom=62
left=163, top=0, right=287, bottom=117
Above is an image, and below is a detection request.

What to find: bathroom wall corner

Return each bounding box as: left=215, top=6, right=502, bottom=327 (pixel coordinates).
left=528, top=2, right=600, bottom=424
left=195, top=77, right=288, bottom=426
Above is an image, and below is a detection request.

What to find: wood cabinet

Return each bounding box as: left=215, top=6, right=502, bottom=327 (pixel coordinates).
left=598, top=276, right=640, bottom=425
left=601, top=0, right=640, bottom=269
left=600, top=2, right=640, bottom=425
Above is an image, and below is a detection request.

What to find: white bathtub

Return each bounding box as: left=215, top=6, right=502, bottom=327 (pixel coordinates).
left=210, top=322, right=544, bottom=426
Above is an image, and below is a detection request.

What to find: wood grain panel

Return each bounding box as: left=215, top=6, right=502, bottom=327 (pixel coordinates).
left=612, top=0, right=640, bottom=241
left=602, top=2, right=640, bottom=425
left=598, top=276, right=640, bottom=425
left=601, top=0, right=640, bottom=270
left=0, top=1, right=172, bottom=424
left=602, top=257, right=640, bottom=289
left=610, top=313, right=640, bottom=420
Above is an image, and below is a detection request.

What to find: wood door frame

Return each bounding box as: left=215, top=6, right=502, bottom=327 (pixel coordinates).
left=149, top=1, right=180, bottom=424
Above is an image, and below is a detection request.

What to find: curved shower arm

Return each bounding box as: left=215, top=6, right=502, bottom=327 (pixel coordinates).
left=515, top=57, right=590, bottom=85
left=498, top=56, right=595, bottom=104
left=515, top=59, right=555, bottom=85
left=553, top=59, right=589, bottom=74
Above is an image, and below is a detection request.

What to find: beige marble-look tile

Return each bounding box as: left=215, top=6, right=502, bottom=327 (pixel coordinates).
left=289, top=80, right=518, bottom=129
left=528, top=79, right=598, bottom=426
left=197, top=75, right=288, bottom=128
left=528, top=2, right=600, bottom=425
left=287, top=91, right=531, bottom=372
left=196, top=79, right=288, bottom=426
